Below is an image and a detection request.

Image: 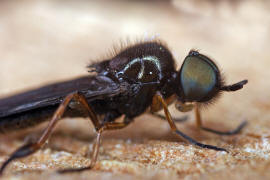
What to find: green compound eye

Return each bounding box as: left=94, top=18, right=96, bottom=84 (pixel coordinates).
left=179, top=51, right=219, bottom=102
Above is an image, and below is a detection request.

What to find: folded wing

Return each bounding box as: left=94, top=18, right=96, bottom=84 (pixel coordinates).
left=0, top=75, right=123, bottom=118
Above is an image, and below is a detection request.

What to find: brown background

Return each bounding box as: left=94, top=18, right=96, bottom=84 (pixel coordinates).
left=0, top=0, right=270, bottom=179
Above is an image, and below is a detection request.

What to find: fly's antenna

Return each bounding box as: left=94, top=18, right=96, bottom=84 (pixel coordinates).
left=220, top=80, right=248, bottom=91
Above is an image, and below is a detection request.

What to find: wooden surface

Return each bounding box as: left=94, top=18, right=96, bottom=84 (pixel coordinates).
left=0, top=0, right=270, bottom=179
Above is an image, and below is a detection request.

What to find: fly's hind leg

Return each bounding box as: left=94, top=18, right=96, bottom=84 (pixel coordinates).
left=0, top=92, right=103, bottom=175
left=194, top=103, right=247, bottom=135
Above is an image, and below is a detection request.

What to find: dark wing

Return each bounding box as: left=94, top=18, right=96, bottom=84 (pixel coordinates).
left=0, top=75, right=124, bottom=118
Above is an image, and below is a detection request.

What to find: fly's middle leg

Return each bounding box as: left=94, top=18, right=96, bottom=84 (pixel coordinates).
left=59, top=116, right=133, bottom=173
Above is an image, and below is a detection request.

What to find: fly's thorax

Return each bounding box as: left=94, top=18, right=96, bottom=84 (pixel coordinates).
left=99, top=41, right=177, bottom=85
left=88, top=41, right=178, bottom=113
left=115, top=55, right=163, bottom=83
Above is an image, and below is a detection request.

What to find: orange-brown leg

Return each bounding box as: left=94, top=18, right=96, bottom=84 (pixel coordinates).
left=150, top=94, right=188, bottom=122
left=194, top=103, right=247, bottom=135
left=59, top=117, right=133, bottom=173
left=0, top=92, right=102, bottom=175
left=58, top=129, right=103, bottom=173
left=150, top=112, right=188, bottom=123
left=154, top=92, right=227, bottom=152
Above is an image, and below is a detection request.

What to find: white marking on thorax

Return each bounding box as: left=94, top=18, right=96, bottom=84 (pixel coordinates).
left=120, top=56, right=162, bottom=79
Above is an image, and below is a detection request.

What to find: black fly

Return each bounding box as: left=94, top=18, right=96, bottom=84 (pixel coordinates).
left=0, top=40, right=248, bottom=174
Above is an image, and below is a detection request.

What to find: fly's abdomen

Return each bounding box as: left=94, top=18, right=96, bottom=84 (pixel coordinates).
left=0, top=104, right=90, bottom=133
left=0, top=106, right=57, bottom=133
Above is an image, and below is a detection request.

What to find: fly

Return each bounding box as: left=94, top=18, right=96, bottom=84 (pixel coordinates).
left=0, top=40, right=248, bottom=174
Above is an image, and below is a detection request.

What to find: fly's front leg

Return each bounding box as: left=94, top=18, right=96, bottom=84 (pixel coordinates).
left=194, top=103, right=247, bottom=135
left=154, top=92, right=227, bottom=152
left=0, top=92, right=102, bottom=175
left=150, top=94, right=188, bottom=123
left=150, top=113, right=188, bottom=123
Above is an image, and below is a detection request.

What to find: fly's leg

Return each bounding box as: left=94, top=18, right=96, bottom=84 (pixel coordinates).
left=150, top=94, right=188, bottom=123
left=150, top=112, right=188, bottom=123
left=0, top=92, right=102, bottom=175
left=59, top=117, right=133, bottom=173
left=154, top=92, right=228, bottom=152
left=58, top=129, right=103, bottom=173
left=194, top=103, right=247, bottom=135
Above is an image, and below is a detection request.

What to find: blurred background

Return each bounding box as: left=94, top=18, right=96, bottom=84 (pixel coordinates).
left=0, top=0, right=270, bottom=179
left=1, top=0, right=269, bottom=94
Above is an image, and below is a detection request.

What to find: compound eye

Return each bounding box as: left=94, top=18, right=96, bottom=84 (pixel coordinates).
left=179, top=52, right=219, bottom=102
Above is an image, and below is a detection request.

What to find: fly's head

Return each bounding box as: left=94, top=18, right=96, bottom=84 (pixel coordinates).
left=174, top=50, right=248, bottom=112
